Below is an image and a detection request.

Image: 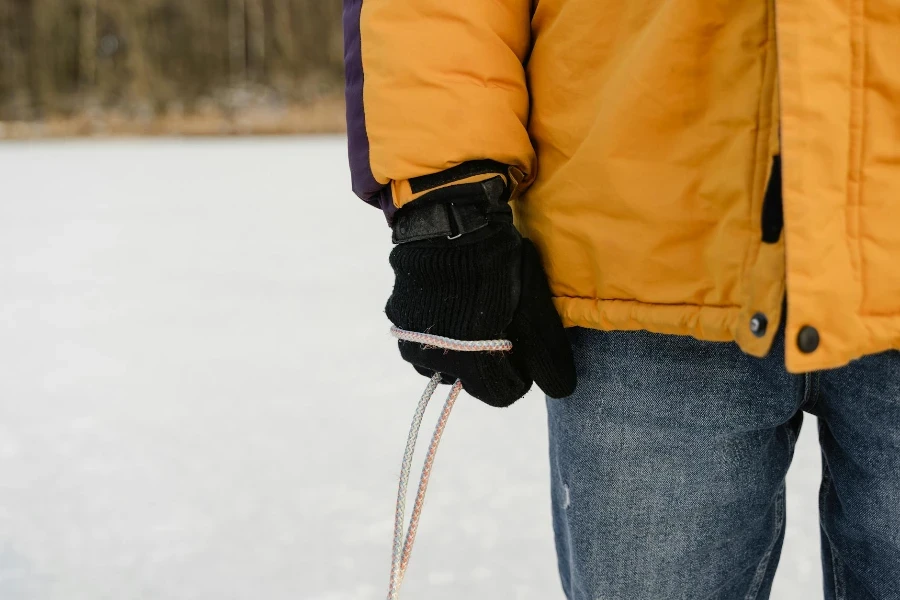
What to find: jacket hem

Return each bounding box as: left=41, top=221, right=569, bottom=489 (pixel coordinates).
left=553, top=296, right=739, bottom=345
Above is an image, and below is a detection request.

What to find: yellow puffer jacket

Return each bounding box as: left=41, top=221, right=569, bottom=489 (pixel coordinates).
left=342, top=0, right=900, bottom=373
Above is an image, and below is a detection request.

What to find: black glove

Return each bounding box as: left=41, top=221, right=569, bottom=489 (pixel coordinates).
left=386, top=192, right=576, bottom=408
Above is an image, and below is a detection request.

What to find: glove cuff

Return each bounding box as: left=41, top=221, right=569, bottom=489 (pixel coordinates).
left=386, top=224, right=522, bottom=341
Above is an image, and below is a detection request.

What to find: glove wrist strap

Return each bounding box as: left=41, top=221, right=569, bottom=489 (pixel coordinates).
left=391, top=176, right=512, bottom=244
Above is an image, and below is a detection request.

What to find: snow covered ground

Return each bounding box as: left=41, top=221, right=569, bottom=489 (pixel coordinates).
left=0, top=137, right=823, bottom=599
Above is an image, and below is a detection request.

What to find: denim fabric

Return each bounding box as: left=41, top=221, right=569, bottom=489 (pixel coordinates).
left=547, top=327, right=900, bottom=599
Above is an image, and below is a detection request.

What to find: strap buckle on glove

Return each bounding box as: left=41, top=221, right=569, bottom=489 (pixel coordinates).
left=391, top=176, right=511, bottom=244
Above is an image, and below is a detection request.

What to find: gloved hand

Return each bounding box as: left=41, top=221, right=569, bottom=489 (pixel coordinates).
left=386, top=191, right=576, bottom=408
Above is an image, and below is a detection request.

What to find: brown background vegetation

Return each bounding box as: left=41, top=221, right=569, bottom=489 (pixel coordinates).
left=0, top=0, right=346, bottom=137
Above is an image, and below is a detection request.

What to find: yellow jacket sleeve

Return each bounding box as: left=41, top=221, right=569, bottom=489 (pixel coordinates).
left=343, top=0, right=536, bottom=217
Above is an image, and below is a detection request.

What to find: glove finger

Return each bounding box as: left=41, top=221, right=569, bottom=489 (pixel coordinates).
left=398, top=341, right=532, bottom=408
left=508, top=240, right=577, bottom=399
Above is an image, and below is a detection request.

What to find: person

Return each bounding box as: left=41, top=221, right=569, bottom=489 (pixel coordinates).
left=341, top=1, right=900, bottom=598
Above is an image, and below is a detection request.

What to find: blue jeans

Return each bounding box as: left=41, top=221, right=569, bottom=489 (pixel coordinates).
left=548, top=327, right=900, bottom=599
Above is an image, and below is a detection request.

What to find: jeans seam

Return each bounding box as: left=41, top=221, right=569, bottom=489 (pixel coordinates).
left=819, top=460, right=847, bottom=600
left=744, top=484, right=786, bottom=600
left=786, top=431, right=797, bottom=460
left=829, top=541, right=848, bottom=600
left=550, top=421, right=579, bottom=600
left=823, top=511, right=847, bottom=597
left=800, top=373, right=812, bottom=409
left=800, top=372, right=822, bottom=411
left=808, top=372, right=822, bottom=411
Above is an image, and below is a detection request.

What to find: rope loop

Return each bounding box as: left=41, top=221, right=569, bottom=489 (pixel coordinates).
left=390, top=326, right=513, bottom=353
left=387, top=327, right=512, bottom=600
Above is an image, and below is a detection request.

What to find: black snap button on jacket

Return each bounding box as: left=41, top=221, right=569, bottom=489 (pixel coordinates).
left=798, top=326, right=820, bottom=354
left=750, top=313, right=768, bottom=338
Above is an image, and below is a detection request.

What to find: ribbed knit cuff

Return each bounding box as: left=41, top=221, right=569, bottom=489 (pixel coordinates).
left=386, top=225, right=521, bottom=340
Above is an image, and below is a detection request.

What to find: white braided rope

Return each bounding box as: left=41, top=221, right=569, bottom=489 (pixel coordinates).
left=391, top=326, right=513, bottom=353
left=387, top=327, right=512, bottom=600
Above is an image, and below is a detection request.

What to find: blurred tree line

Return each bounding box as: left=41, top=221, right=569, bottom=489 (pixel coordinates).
left=0, top=0, right=344, bottom=128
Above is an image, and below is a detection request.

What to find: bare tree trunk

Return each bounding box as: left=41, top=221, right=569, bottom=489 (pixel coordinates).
left=0, top=1, right=12, bottom=101
left=79, top=0, right=98, bottom=89
left=245, top=0, right=265, bottom=80
left=30, top=0, right=56, bottom=116
left=120, top=2, right=149, bottom=106
left=228, top=0, right=246, bottom=85
left=272, top=0, right=294, bottom=70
